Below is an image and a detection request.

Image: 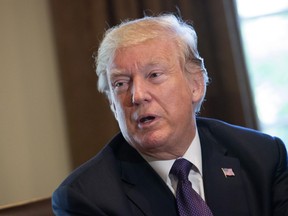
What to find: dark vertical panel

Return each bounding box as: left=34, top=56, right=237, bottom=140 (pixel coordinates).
left=197, top=0, right=257, bottom=128
left=50, top=0, right=118, bottom=168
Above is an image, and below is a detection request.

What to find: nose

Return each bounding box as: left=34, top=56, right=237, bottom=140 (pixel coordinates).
left=131, top=78, right=151, bottom=105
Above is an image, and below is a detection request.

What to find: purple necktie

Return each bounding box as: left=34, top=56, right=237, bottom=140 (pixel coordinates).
left=170, top=158, right=214, bottom=216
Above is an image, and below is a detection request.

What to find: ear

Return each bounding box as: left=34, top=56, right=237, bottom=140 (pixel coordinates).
left=187, top=71, right=205, bottom=104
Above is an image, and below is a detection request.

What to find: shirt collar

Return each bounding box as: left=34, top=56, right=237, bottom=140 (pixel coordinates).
left=183, top=130, right=203, bottom=175
left=141, top=129, right=203, bottom=184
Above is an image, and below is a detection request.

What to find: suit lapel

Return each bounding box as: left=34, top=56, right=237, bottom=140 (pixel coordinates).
left=198, top=123, right=250, bottom=216
left=113, top=137, right=178, bottom=216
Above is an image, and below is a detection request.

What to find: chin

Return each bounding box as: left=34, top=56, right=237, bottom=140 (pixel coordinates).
left=135, top=132, right=168, bottom=151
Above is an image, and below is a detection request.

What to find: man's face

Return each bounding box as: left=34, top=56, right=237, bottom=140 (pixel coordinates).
left=107, top=38, right=204, bottom=159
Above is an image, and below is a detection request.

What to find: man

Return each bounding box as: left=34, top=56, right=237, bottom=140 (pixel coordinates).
left=52, top=14, right=288, bottom=216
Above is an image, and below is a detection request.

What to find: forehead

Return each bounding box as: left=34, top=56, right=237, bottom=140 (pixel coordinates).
left=109, top=38, right=179, bottom=71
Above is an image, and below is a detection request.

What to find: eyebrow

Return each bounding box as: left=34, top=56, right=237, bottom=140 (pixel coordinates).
left=108, top=69, right=130, bottom=81
left=109, top=58, right=169, bottom=78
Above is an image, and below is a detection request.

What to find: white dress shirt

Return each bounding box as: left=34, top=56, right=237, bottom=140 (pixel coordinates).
left=141, top=130, right=205, bottom=200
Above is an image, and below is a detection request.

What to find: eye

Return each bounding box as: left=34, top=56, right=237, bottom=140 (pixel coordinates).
left=112, top=78, right=130, bottom=93
left=114, top=81, right=124, bottom=87
left=148, top=70, right=164, bottom=79
left=149, top=72, right=161, bottom=78
left=147, top=70, right=167, bottom=84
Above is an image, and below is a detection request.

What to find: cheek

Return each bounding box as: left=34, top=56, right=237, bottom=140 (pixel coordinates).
left=167, top=80, right=193, bottom=103
left=113, top=99, right=133, bottom=127
left=111, top=96, right=124, bottom=119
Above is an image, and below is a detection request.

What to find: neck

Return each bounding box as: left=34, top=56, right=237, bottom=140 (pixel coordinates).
left=139, top=130, right=196, bottom=160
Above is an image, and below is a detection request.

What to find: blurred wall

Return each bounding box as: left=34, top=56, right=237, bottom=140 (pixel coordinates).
left=0, top=0, right=71, bottom=205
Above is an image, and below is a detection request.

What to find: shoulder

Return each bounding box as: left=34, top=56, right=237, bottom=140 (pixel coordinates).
left=57, top=132, right=126, bottom=188
left=52, top=133, right=130, bottom=213
left=197, top=117, right=278, bottom=142
left=196, top=117, right=287, bottom=159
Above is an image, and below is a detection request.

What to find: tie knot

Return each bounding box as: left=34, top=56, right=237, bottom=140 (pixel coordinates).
left=170, top=158, right=192, bottom=181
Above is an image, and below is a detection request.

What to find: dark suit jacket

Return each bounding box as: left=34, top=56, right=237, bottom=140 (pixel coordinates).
left=52, top=118, right=288, bottom=216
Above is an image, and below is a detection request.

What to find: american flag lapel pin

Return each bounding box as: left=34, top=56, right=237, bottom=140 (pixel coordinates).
left=221, top=168, right=235, bottom=178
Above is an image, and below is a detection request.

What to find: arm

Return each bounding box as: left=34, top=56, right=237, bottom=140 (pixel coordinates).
left=52, top=186, right=107, bottom=216
left=272, top=137, right=288, bottom=216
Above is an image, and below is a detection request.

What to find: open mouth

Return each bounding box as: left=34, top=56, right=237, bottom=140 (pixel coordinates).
left=139, top=116, right=155, bottom=124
